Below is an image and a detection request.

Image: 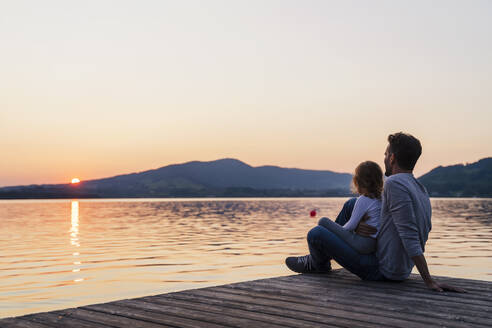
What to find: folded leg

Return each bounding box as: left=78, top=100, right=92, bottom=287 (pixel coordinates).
left=318, top=217, right=376, bottom=254
left=307, top=225, right=384, bottom=280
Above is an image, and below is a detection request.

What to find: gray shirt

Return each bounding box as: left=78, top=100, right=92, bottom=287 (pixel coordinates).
left=377, top=173, right=432, bottom=280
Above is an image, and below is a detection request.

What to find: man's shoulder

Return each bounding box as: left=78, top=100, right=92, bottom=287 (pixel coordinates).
left=386, top=173, right=412, bottom=182
left=384, top=174, right=429, bottom=199
left=384, top=174, right=410, bottom=190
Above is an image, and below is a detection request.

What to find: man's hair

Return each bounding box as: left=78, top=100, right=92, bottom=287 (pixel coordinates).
left=387, top=132, right=422, bottom=170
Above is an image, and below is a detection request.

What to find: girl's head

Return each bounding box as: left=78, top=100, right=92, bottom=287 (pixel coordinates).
left=352, top=161, right=383, bottom=199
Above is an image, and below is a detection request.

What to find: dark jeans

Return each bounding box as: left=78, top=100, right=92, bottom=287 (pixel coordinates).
left=307, top=197, right=386, bottom=281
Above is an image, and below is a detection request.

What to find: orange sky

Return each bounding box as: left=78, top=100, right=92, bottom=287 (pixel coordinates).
left=1, top=1, right=491, bottom=187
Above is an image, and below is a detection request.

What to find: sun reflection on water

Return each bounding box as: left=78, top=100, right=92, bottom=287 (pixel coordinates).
left=70, top=200, right=83, bottom=283
left=70, top=201, right=79, bottom=247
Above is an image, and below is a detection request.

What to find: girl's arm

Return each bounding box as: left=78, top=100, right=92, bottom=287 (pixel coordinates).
left=343, top=197, right=369, bottom=231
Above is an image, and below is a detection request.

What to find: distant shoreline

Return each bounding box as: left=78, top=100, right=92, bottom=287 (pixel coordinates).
left=2, top=157, right=491, bottom=199
left=1, top=196, right=491, bottom=201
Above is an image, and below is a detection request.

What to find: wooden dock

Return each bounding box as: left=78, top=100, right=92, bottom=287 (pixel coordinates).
left=1, top=269, right=491, bottom=327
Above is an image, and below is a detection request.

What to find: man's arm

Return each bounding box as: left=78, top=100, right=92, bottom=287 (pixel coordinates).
left=412, top=254, right=466, bottom=293
left=386, top=180, right=465, bottom=292
left=355, top=215, right=377, bottom=236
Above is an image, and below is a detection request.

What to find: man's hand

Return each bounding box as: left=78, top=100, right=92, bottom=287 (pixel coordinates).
left=426, top=280, right=466, bottom=293
left=355, top=214, right=377, bottom=237
left=412, top=254, right=467, bottom=293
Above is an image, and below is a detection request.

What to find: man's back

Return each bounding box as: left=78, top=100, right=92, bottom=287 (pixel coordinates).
left=377, top=173, right=432, bottom=280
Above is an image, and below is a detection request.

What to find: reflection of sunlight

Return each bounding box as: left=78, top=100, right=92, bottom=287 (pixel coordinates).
left=70, top=201, right=79, bottom=247
left=70, top=200, right=83, bottom=283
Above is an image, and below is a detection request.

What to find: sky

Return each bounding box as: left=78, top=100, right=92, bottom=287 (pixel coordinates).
left=1, top=0, right=491, bottom=187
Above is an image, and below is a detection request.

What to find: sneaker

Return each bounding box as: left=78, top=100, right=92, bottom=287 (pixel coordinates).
left=285, top=255, right=331, bottom=274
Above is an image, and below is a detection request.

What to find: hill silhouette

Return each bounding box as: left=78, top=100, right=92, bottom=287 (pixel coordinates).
left=418, top=157, right=492, bottom=197
left=0, top=159, right=352, bottom=198
left=2, top=157, right=490, bottom=199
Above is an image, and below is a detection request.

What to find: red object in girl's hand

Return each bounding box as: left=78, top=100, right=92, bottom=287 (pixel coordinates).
left=310, top=210, right=317, bottom=217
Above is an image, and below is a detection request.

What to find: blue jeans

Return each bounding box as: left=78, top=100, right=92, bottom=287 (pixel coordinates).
left=318, top=217, right=376, bottom=254
left=307, top=198, right=386, bottom=281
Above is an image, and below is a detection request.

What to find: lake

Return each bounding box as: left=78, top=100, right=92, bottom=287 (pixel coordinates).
left=1, top=198, right=491, bottom=318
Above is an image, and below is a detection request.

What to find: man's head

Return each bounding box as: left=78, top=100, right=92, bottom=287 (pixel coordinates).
left=384, top=132, right=422, bottom=176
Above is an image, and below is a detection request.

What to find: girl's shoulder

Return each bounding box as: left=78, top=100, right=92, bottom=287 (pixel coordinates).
left=358, top=195, right=375, bottom=201
left=358, top=195, right=382, bottom=205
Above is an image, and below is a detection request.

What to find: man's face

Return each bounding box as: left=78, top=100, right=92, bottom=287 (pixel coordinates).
left=384, top=144, right=392, bottom=177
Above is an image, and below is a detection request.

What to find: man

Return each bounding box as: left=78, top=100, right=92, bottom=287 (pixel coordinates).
left=286, top=132, right=465, bottom=292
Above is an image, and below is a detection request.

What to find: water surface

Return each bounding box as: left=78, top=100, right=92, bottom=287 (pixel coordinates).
left=0, top=198, right=491, bottom=318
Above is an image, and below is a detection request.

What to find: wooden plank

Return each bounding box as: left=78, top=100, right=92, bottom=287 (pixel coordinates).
left=87, top=301, right=236, bottom=328
left=274, top=279, right=491, bottom=309
left=398, top=274, right=491, bottom=292
left=55, top=307, right=165, bottom=328
left=1, top=270, right=491, bottom=328
left=161, top=289, right=396, bottom=328
left=145, top=294, right=331, bottom=328
left=76, top=305, right=187, bottom=328
left=151, top=293, right=349, bottom=328
left=235, top=278, right=492, bottom=319
left=119, top=297, right=297, bottom=328
left=182, top=288, right=431, bottom=328
left=298, top=270, right=492, bottom=297
left=217, top=281, right=491, bottom=327
left=18, top=311, right=112, bottom=328
left=240, top=274, right=492, bottom=311
left=186, top=286, right=462, bottom=328
left=275, top=274, right=492, bottom=309
left=229, top=272, right=490, bottom=302
left=309, top=270, right=492, bottom=295
left=0, top=318, right=52, bottom=328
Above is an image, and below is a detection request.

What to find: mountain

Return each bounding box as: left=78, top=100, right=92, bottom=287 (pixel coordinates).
left=418, top=157, right=492, bottom=197
left=3, top=157, right=490, bottom=199
left=0, top=159, right=353, bottom=199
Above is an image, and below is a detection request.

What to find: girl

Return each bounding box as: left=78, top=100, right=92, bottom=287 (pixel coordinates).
left=318, top=161, right=383, bottom=254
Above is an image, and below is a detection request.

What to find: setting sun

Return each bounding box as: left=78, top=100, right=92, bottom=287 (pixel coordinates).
left=71, top=178, right=80, bottom=184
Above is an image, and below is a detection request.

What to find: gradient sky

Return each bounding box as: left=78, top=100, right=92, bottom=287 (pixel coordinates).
left=1, top=0, right=491, bottom=187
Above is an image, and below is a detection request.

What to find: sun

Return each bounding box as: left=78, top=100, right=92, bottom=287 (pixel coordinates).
left=71, top=178, right=80, bottom=184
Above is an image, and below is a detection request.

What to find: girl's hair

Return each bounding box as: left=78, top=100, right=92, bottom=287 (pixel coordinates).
left=352, top=161, right=383, bottom=199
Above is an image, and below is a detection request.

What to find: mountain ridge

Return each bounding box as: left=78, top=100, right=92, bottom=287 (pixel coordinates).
left=1, top=157, right=490, bottom=198
left=0, top=158, right=353, bottom=198
left=418, top=157, right=492, bottom=197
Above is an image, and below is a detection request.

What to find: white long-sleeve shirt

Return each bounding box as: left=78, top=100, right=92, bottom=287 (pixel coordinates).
left=343, top=195, right=381, bottom=238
